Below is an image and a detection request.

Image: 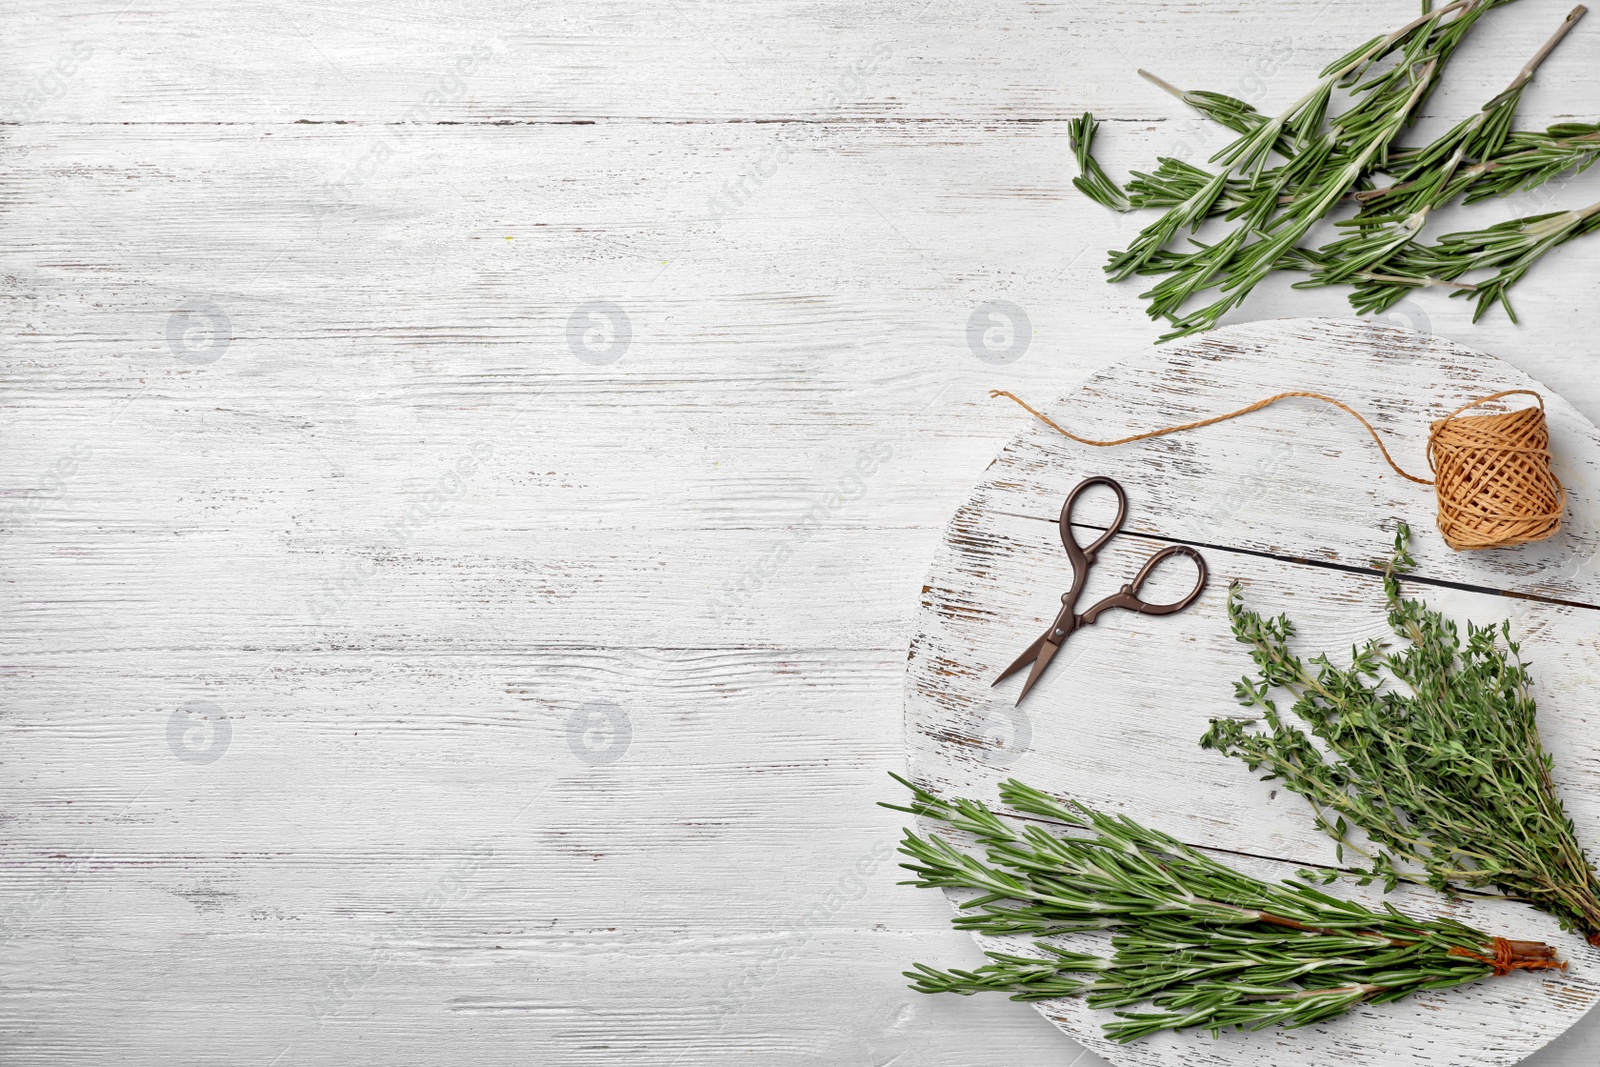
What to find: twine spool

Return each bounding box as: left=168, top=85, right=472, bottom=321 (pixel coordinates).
left=1427, top=394, right=1563, bottom=550
left=991, top=388, right=1565, bottom=552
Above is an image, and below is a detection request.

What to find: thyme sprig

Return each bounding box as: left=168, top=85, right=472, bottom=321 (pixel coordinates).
left=1205, top=523, right=1600, bottom=943
left=886, top=775, right=1563, bottom=1042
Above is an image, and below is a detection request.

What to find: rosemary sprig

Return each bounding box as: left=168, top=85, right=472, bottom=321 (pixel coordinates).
left=1345, top=197, right=1600, bottom=319
left=1138, top=69, right=1302, bottom=158
left=1204, top=523, right=1600, bottom=943
left=1445, top=120, right=1600, bottom=202
left=886, top=774, right=1564, bottom=1042
left=1114, top=111, right=1600, bottom=217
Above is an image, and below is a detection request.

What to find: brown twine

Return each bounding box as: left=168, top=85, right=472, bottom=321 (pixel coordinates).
left=990, top=388, right=1565, bottom=552
left=1447, top=937, right=1567, bottom=976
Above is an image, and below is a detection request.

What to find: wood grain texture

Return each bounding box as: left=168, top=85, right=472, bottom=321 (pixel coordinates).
left=5, top=0, right=1600, bottom=1064
left=907, top=320, right=1600, bottom=1065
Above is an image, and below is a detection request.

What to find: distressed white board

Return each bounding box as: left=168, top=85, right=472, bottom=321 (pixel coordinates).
left=906, top=318, right=1600, bottom=1066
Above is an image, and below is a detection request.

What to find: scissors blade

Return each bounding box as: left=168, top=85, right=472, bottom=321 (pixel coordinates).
left=993, top=632, right=1047, bottom=685
left=1014, top=637, right=1062, bottom=706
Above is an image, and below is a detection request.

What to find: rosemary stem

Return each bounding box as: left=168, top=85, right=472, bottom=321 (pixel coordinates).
left=1137, top=69, right=1186, bottom=101
left=1508, top=4, right=1587, bottom=96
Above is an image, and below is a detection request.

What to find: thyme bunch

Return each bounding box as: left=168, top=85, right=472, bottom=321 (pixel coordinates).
left=1067, top=1, right=1599, bottom=339
left=886, top=775, right=1562, bottom=1042
left=1205, top=524, right=1600, bottom=943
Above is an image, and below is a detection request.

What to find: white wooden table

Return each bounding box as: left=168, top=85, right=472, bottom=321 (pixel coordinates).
left=4, top=2, right=1599, bottom=1064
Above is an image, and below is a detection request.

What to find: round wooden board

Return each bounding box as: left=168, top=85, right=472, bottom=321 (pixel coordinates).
left=904, top=317, right=1600, bottom=1066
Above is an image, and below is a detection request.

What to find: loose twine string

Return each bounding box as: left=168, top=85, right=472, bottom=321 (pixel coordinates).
left=990, top=388, right=1566, bottom=552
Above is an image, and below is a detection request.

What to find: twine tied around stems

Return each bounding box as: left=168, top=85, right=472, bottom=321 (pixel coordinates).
left=1448, top=937, right=1567, bottom=975
left=990, top=388, right=1565, bottom=552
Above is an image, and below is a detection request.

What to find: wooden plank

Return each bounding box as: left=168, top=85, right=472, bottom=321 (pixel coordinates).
left=4, top=0, right=1593, bottom=124
left=2, top=646, right=1060, bottom=1063
left=3, top=119, right=1597, bottom=388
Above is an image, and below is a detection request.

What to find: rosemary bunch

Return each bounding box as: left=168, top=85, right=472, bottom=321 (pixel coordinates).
left=886, top=775, right=1563, bottom=1042
left=1204, top=524, right=1600, bottom=943
left=1068, top=1, right=1600, bottom=338
left=1112, top=0, right=1510, bottom=339
left=1305, top=7, right=1588, bottom=296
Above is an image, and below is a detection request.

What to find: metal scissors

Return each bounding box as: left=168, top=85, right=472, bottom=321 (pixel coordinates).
left=994, top=476, right=1208, bottom=706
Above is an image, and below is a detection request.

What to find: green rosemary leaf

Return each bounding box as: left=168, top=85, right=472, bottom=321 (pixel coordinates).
left=1067, top=113, right=1132, bottom=213
left=1207, top=523, right=1600, bottom=943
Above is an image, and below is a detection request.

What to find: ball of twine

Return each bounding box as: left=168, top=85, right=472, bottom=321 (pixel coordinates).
left=990, top=387, right=1565, bottom=552
left=1427, top=393, right=1564, bottom=551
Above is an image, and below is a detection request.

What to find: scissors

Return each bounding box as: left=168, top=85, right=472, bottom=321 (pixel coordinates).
left=994, top=476, right=1208, bottom=706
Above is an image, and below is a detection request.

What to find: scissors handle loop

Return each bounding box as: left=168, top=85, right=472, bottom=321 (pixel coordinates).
left=1060, top=476, right=1128, bottom=567
left=1080, top=544, right=1208, bottom=625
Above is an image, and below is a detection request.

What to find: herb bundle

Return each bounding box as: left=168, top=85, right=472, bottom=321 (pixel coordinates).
left=1068, top=1, right=1599, bottom=340
left=886, top=774, right=1563, bottom=1043
left=1205, top=524, right=1600, bottom=943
